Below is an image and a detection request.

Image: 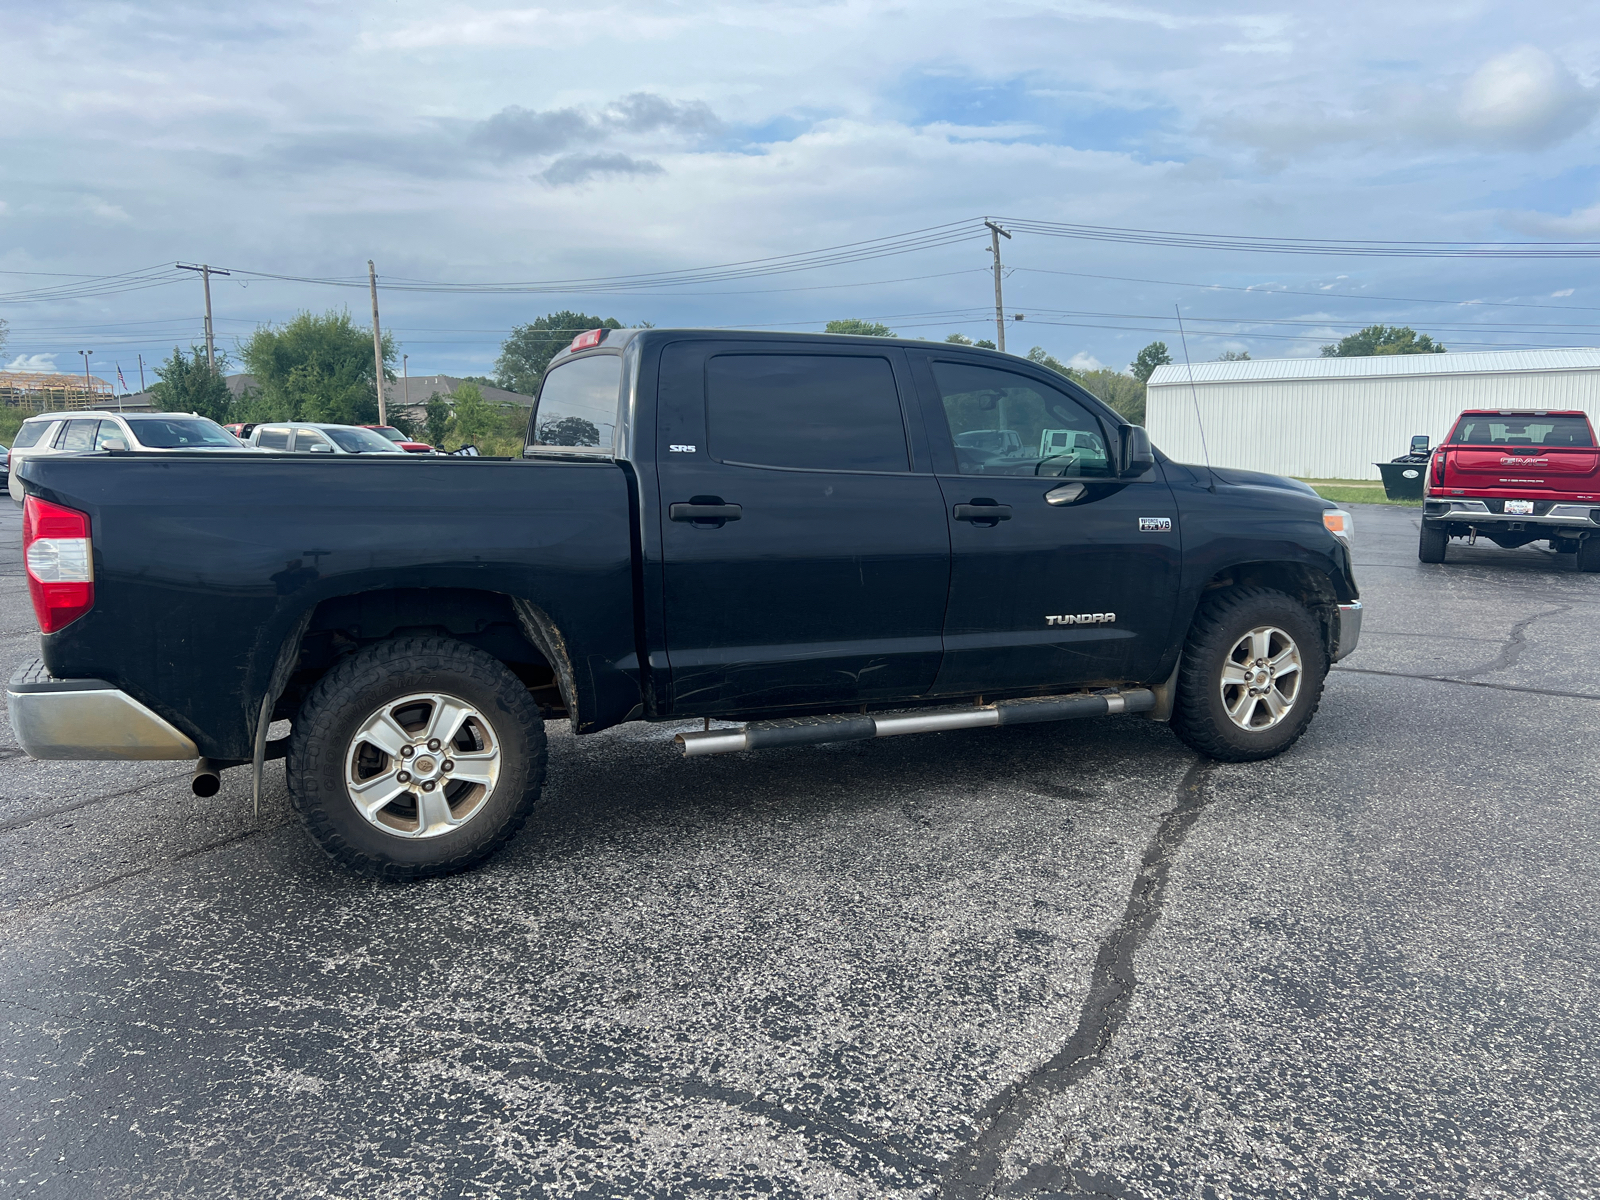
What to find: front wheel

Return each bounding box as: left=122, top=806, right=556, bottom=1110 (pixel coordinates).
left=1170, top=587, right=1328, bottom=763
left=1418, top=522, right=1448, bottom=563
left=287, top=636, right=548, bottom=879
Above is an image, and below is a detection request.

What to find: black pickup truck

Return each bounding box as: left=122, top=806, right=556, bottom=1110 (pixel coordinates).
left=10, top=329, right=1361, bottom=878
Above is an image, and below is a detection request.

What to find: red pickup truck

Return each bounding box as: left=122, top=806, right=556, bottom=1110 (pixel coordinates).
left=1420, top=409, right=1600, bottom=569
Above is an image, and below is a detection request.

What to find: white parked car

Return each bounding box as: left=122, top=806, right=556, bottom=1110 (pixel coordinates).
left=8, top=411, right=253, bottom=503
left=246, top=423, right=408, bottom=455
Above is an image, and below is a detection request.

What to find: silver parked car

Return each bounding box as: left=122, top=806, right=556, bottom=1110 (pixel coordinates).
left=246, top=423, right=408, bottom=455
left=8, top=411, right=254, bottom=503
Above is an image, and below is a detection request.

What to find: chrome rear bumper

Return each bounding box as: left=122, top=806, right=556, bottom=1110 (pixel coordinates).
left=1423, top=500, right=1600, bottom=528
left=7, top=658, right=197, bottom=760
left=1334, top=601, right=1363, bottom=662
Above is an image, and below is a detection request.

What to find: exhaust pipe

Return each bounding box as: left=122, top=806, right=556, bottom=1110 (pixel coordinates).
left=675, top=689, right=1156, bottom=757
left=191, top=757, right=222, bottom=797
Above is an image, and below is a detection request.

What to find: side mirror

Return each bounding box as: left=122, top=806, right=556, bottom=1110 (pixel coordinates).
left=101, top=438, right=128, bottom=452
left=451, top=444, right=481, bottom=457
left=307, top=443, right=333, bottom=453
left=1119, top=425, right=1155, bottom=477
left=1410, top=434, right=1430, bottom=455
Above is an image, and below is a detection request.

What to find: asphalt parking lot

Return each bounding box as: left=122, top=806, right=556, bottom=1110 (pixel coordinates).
left=1, top=500, right=1596, bottom=1200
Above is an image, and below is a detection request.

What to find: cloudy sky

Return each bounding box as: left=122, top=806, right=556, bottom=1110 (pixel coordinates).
left=4, top=0, right=1600, bottom=387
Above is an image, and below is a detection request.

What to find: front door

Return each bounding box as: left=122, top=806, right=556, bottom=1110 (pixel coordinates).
left=910, top=353, right=1182, bottom=694
left=656, top=341, right=950, bottom=716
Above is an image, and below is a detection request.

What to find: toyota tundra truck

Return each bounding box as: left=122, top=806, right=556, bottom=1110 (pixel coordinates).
left=1419, top=409, right=1600, bottom=569
left=9, top=329, right=1361, bottom=878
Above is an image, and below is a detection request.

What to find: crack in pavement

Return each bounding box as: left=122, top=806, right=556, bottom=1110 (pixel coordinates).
left=940, top=759, right=1219, bottom=1200
left=1331, top=667, right=1600, bottom=702
left=0, top=771, right=190, bottom=834
left=1450, top=606, right=1568, bottom=679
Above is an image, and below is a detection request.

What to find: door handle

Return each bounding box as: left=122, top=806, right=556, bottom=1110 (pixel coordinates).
left=670, top=502, right=743, bottom=523
left=953, top=502, right=1013, bottom=524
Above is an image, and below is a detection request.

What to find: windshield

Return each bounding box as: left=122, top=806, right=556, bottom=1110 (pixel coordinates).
left=370, top=426, right=406, bottom=443
left=1451, top=415, right=1594, bottom=447
left=326, top=426, right=405, bottom=453
left=127, top=418, right=239, bottom=448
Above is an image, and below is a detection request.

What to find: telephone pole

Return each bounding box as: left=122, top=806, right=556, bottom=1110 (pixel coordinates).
left=984, top=220, right=1012, bottom=353
left=78, top=350, right=94, bottom=404
left=137, top=353, right=146, bottom=393
left=369, top=260, right=388, bottom=425
left=175, top=263, right=230, bottom=375
left=402, top=354, right=410, bottom=412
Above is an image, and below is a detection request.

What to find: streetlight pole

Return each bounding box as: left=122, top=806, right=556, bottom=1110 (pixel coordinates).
left=78, top=350, right=94, bottom=408
left=984, top=220, right=1012, bottom=353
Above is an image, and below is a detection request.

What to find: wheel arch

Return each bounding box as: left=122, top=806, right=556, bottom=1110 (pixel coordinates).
left=1194, top=560, right=1345, bottom=661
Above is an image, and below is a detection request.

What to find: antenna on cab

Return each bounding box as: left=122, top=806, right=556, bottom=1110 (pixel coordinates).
left=1174, top=304, right=1216, bottom=492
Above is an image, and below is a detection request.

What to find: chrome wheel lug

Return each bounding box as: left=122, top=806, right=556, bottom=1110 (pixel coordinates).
left=427, top=738, right=441, bottom=752
left=442, top=760, right=454, bottom=773
left=400, top=745, right=414, bottom=758
left=397, top=770, right=412, bottom=783
left=421, top=780, right=436, bottom=792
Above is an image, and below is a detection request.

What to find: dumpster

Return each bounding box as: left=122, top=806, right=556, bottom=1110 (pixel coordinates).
left=1376, top=460, right=1427, bottom=500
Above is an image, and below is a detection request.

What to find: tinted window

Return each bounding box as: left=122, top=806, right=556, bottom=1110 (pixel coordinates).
left=60, top=420, right=100, bottom=452
left=1451, top=415, right=1594, bottom=447
left=12, top=421, right=52, bottom=450
left=706, top=354, right=909, bottom=472
left=531, top=355, right=620, bottom=449
left=256, top=427, right=291, bottom=450
left=931, top=362, right=1112, bottom=478
left=293, top=429, right=332, bottom=452
left=93, top=422, right=126, bottom=449
left=128, top=418, right=238, bottom=448
left=326, top=427, right=402, bottom=453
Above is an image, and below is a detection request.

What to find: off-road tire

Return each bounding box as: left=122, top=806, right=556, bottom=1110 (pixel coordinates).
left=1578, top=536, right=1600, bottom=573
left=286, top=636, right=548, bottom=879
left=1418, top=522, right=1448, bottom=564
left=1170, top=586, right=1328, bottom=763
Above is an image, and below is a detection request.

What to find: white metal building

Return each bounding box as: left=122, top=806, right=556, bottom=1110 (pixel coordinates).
left=1145, top=347, right=1600, bottom=480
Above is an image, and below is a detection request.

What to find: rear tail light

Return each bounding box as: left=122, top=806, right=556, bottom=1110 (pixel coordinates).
left=23, top=496, right=94, bottom=633
left=568, top=328, right=606, bottom=352
left=1431, top=449, right=1446, bottom=488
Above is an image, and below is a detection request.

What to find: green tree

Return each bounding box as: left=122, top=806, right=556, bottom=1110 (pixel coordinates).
left=1320, top=325, right=1445, bottom=357
left=1130, top=341, right=1172, bottom=384
left=825, top=319, right=894, bottom=337
left=424, top=392, right=453, bottom=447
left=495, top=312, right=624, bottom=396
left=240, top=309, right=393, bottom=424
left=1215, top=350, right=1251, bottom=361
left=447, top=383, right=496, bottom=447
left=149, top=345, right=235, bottom=422
left=1026, top=346, right=1146, bottom=425
left=944, top=333, right=973, bottom=345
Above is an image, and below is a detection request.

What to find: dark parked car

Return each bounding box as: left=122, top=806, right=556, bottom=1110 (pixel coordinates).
left=8, top=329, right=1361, bottom=879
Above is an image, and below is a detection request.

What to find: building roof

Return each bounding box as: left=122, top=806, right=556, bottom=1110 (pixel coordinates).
left=1146, top=346, right=1600, bottom=388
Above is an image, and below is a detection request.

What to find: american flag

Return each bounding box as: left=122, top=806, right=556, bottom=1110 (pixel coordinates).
left=116, top=364, right=129, bottom=394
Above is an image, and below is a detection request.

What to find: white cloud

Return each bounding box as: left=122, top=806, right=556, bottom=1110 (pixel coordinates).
left=1552, top=288, right=1575, bottom=297
left=1068, top=352, right=1104, bottom=371
left=5, top=354, right=60, bottom=373
left=1457, top=47, right=1597, bottom=147
left=1501, top=202, right=1600, bottom=237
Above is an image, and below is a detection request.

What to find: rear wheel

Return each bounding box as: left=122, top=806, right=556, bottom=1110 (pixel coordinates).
left=1578, top=536, right=1600, bottom=573
left=1170, top=587, right=1327, bottom=763
left=287, top=636, right=548, bottom=879
left=1418, top=522, right=1448, bottom=564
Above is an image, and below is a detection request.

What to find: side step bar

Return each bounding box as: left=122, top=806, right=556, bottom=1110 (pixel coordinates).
left=675, top=689, right=1156, bottom=758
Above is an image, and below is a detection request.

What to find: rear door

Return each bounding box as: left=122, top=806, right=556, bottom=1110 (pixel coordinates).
left=656, top=341, right=950, bottom=715
left=910, top=352, right=1182, bottom=693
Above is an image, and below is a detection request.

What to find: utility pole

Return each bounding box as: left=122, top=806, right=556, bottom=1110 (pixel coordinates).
left=984, top=220, right=1012, bottom=353
left=369, top=260, right=387, bottom=425
left=402, top=353, right=410, bottom=413
left=78, top=350, right=94, bottom=407
left=137, top=353, right=146, bottom=394
left=175, top=263, right=230, bottom=375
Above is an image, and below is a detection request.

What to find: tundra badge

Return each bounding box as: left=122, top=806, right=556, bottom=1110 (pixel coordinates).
left=1139, top=517, right=1172, bottom=532
left=1046, top=612, right=1116, bottom=626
